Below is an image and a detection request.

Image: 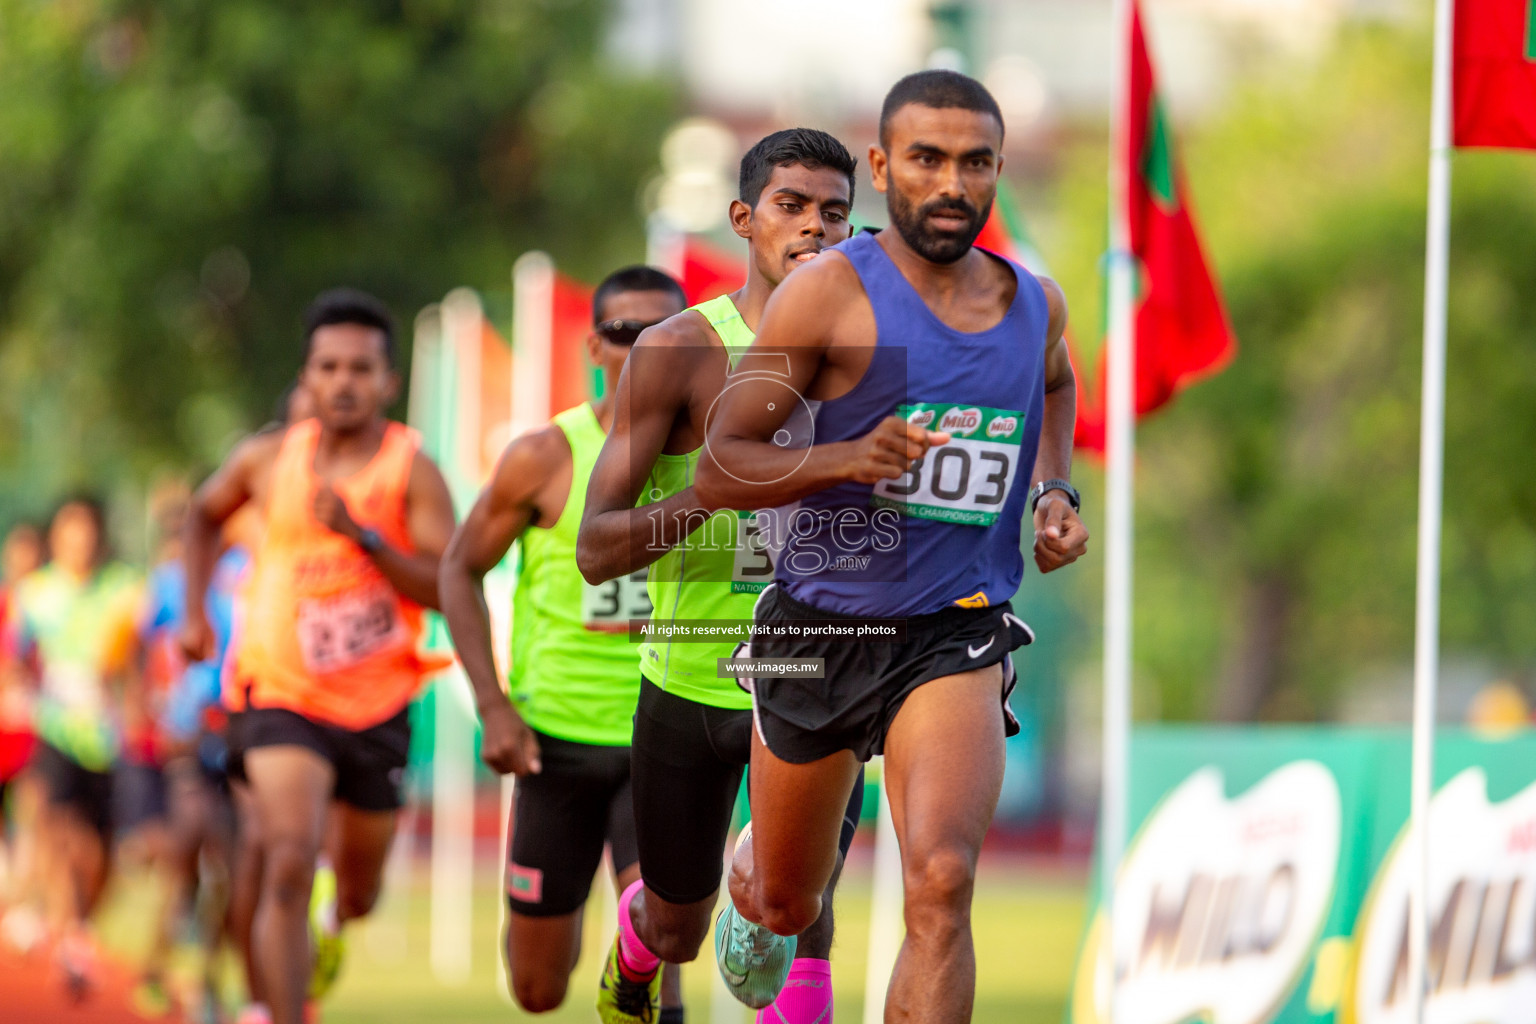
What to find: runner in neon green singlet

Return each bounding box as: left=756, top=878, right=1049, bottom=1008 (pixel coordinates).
left=578, top=129, right=861, bottom=1024
left=439, top=266, right=687, bottom=1019
left=511, top=402, right=651, bottom=744
left=636, top=292, right=759, bottom=710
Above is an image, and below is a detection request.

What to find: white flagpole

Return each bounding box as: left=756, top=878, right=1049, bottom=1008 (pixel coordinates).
left=1408, top=0, right=1455, bottom=1020
left=428, top=304, right=477, bottom=986
left=512, top=252, right=555, bottom=440
left=1102, top=2, right=1135, bottom=1018
left=862, top=767, right=902, bottom=1024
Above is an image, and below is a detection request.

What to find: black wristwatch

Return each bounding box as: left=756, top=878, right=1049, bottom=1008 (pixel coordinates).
left=357, top=528, right=384, bottom=554
left=1029, top=479, right=1081, bottom=514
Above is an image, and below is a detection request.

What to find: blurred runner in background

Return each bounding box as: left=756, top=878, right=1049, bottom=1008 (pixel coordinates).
left=7, top=497, right=144, bottom=999
left=135, top=487, right=250, bottom=1021
left=183, top=290, right=455, bottom=1024
left=122, top=485, right=187, bottom=1016
left=440, top=265, right=687, bottom=1020
left=223, top=382, right=317, bottom=1024
left=0, top=522, right=44, bottom=913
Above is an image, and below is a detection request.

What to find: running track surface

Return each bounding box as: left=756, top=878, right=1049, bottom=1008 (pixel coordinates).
left=0, top=945, right=183, bottom=1023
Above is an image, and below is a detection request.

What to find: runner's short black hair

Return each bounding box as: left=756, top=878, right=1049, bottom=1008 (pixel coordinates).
left=739, top=128, right=857, bottom=207
left=879, top=69, right=1005, bottom=148
left=302, top=288, right=397, bottom=366
left=591, top=266, right=687, bottom=325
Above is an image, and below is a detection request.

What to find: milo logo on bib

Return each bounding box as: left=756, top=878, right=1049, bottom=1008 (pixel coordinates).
left=937, top=407, right=982, bottom=436
left=873, top=403, right=1025, bottom=526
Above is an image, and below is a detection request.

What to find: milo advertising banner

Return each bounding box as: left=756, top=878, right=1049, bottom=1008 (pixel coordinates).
left=1068, top=727, right=1536, bottom=1024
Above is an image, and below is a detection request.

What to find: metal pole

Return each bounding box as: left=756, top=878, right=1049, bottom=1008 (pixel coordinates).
left=1408, top=0, right=1455, bottom=1019
left=428, top=305, right=476, bottom=986
left=1102, top=1, right=1136, bottom=1018
left=862, top=765, right=902, bottom=1024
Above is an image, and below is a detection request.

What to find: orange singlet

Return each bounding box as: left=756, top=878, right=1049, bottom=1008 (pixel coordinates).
left=232, top=419, right=429, bottom=730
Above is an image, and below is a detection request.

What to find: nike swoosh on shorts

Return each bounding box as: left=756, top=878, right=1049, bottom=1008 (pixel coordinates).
left=967, top=636, right=996, bottom=659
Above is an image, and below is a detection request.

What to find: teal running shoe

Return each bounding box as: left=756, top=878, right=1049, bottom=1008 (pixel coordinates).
left=714, top=902, right=797, bottom=1010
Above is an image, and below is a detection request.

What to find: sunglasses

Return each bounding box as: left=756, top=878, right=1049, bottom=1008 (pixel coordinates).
left=595, top=318, right=664, bottom=347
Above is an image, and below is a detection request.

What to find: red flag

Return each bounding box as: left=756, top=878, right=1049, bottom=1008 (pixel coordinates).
left=549, top=271, right=594, bottom=411
left=1101, top=0, right=1235, bottom=425
left=1454, top=0, right=1536, bottom=149
left=678, top=236, right=745, bottom=304
left=973, top=182, right=1105, bottom=453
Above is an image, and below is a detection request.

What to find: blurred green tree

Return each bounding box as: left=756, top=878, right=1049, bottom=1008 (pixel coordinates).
left=0, top=0, right=677, bottom=521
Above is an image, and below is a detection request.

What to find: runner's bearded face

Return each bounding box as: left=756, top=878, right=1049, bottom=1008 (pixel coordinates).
left=742, top=163, right=854, bottom=286
left=879, top=105, right=1001, bottom=265
left=302, top=324, right=397, bottom=433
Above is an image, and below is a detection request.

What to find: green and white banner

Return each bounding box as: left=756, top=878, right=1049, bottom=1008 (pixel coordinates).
left=1069, top=727, right=1536, bottom=1024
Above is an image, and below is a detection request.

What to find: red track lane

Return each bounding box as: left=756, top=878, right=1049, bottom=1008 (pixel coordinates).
left=0, top=944, right=185, bottom=1023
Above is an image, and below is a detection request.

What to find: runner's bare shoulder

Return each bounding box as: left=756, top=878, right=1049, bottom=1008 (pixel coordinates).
left=486, top=422, right=570, bottom=505
left=624, top=307, right=727, bottom=393
left=764, top=248, right=872, bottom=348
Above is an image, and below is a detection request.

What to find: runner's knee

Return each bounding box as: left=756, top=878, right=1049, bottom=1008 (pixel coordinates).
left=508, top=966, right=569, bottom=1014
left=752, top=878, right=824, bottom=939
left=901, top=843, right=977, bottom=934
left=262, top=838, right=319, bottom=909
left=640, top=906, right=711, bottom=964
left=335, top=875, right=381, bottom=921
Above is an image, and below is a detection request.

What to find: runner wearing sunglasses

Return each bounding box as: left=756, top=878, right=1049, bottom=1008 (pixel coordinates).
left=438, top=266, right=688, bottom=1019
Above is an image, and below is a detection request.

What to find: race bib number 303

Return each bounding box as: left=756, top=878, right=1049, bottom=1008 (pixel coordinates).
left=581, top=569, right=652, bottom=632
left=871, top=403, right=1024, bottom=526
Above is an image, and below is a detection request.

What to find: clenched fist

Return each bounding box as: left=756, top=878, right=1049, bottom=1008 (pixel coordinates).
left=313, top=483, right=361, bottom=542
left=1032, top=492, right=1089, bottom=573
left=478, top=699, right=542, bottom=776
left=844, top=415, right=950, bottom=485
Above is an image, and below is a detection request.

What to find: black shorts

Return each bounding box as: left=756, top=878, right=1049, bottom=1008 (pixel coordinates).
left=227, top=706, right=411, bottom=812
left=631, top=677, right=864, bottom=906
left=748, top=585, right=1031, bottom=764
left=113, top=761, right=169, bottom=835
left=505, top=731, right=636, bottom=918
left=30, top=742, right=114, bottom=840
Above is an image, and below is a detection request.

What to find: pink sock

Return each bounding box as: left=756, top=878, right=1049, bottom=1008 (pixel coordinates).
left=617, top=879, right=661, bottom=978
left=758, top=958, right=832, bottom=1024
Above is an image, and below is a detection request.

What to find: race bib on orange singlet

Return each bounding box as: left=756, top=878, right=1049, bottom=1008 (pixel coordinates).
left=295, top=580, right=407, bottom=673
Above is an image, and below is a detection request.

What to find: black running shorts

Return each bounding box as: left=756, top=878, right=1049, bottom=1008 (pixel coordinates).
left=227, top=705, right=411, bottom=812
left=748, top=585, right=1031, bottom=764
left=505, top=731, right=637, bottom=918
left=30, top=742, right=114, bottom=840
left=631, top=677, right=864, bottom=906
left=113, top=760, right=168, bottom=835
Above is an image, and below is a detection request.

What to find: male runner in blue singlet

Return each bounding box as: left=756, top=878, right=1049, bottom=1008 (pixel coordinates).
left=696, top=71, right=1089, bottom=1023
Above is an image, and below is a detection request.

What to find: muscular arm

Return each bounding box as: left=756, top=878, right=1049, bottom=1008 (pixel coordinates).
left=439, top=431, right=556, bottom=724
left=183, top=432, right=279, bottom=658
left=1028, top=277, right=1089, bottom=572
left=379, top=452, right=456, bottom=609
left=696, top=256, right=879, bottom=511
left=1029, top=277, right=1076, bottom=489
left=576, top=321, right=722, bottom=585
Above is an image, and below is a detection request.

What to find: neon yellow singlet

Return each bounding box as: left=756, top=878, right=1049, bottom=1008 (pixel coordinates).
left=509, top=404, right=650, bottom=744
left=637, top=294, right=759, bottom=710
